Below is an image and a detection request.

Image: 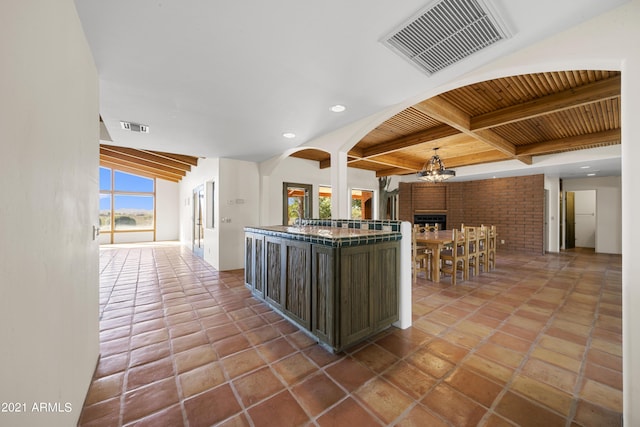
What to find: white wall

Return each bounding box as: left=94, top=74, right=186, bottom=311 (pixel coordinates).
left=621, top=3, right=640, bottom=421
left=179, top=157, right=220, bottom=267
left=563, top=177, right=621, bottom=254
left=544, top=176, right=561, bottom=253
left=0, top=1, right=99, bottom=426
left=218, top=159, right=260, bottom=270
left=179, top=155, right=377, bottom=270
left=179, top=158, right=260, bottom=270
left=156, top=179, right=180, bottom=241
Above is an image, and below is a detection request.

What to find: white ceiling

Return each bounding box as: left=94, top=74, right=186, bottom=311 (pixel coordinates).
left=75, top=0, right=626, bottom=178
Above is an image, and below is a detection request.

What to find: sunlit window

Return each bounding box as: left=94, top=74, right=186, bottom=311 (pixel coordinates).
left=99, top=167, right=155, bottom=236
left=351, top=189, right=374, bottom=220
left=319, top=186, right=332, bottom=219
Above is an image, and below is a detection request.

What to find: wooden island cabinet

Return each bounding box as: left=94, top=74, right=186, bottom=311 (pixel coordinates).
left=244, top=220, right=402, bottom=352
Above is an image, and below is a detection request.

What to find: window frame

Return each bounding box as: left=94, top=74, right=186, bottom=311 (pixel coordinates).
left=99, top=167, right=156, bottom=243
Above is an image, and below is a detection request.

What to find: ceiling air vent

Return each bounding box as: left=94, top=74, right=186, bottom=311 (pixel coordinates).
left=120, top=121, right=149, bottom=133
left=382, top=0, right=511, bottom=76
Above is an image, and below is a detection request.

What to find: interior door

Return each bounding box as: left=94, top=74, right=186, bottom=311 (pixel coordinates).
left=574, top=190, right=596, bottom=248
left=565, top=191, right=575, bottom=249
left=193, top=185, right=205, bottom=257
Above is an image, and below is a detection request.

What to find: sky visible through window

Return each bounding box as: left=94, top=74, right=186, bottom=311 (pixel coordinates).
left=100, top=168, right=154, bottom=210
left=99, top=167, right=155, bottom=231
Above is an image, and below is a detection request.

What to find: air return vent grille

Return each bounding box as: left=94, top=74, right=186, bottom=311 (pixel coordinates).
left=382, top=0, right=511, bottom=76
left=120, top=121, right=149, bottom=133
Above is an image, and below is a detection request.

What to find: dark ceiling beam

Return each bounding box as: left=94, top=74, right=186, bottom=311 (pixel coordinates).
left=470, top=75, right=621, bottom=131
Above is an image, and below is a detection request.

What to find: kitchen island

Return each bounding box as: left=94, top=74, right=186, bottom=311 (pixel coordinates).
left=244, top=220, right=402, bottom=352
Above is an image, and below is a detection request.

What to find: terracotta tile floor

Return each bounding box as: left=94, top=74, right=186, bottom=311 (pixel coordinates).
left=79, top=244, right=622, bottom=426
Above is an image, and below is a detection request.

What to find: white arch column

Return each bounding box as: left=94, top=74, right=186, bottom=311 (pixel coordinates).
left=330, top=150, right=350, bottom=219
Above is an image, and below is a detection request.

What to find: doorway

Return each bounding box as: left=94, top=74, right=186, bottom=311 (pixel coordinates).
left=565, top=190, right=596, bottom=249
left=283, top=183, right=312, bottom=225
left=351, top=189, right=374, bottom=220
left=192, top=185, right=205, bottom=257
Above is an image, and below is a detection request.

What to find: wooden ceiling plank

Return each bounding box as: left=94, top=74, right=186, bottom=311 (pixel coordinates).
left=470, top=75, right=621, bottom=131
left=360, top=124, right=459, bottom=158
left=359, top=154, right=424, bottom=171
left=99, top=155, right=185, bottom=180
left=145, top=150, right=199, bottom=166
left=100, top=150, right=187, bottom=177
left=437, top=150, right=511, bottom=168
left=100, top=159, right=181, bottom=182
left=415, top=97, right=471, bottom=130
left=516, top=155, right=533, bottom=165
left=415, top=97, right=519, bottom=159
left=348, top=147, right=365, bottom=158
left=100, top=148, right=189, bottom=175
left=376, top=167, right=414, bottom=177
left=101, top=145, right=192, bottom=172
left=515, top=129, right=621, bottom=156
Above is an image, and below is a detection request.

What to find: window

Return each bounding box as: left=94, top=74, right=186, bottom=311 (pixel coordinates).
left=318, top=186, right=332, bottom=219
left=351, top=189, right=374, bottom=220
left=283, top=183, right=312, bottom=225
left=99, top=167, right=155, bottom=242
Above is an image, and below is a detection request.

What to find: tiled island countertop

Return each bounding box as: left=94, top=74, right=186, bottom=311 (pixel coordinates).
left=244, top=223, right=402, bottom=247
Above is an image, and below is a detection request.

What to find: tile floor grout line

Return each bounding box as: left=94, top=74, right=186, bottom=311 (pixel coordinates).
left=481, top=253, right=588, bottom=426
left=566, top=265, right=609, bottom=426
left=80, top=246, right=621, bottom=427
left=179, top=247, right=308, bottom=427
left=120, top=248, right=141, bottom=427
left=157, top=248, right=192, bottom=427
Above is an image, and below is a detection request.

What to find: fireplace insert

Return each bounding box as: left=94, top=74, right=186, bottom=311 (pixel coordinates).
left=413, top=214, right=447, bottom=230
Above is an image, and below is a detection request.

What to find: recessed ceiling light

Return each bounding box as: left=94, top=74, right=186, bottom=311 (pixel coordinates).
left=580, top=165, right=591, bottom=169
left=330, top=104, right=346, bottom=113
left=282, top=132, right=296, bottom=139
left=587, top=173, right=596, bottom=176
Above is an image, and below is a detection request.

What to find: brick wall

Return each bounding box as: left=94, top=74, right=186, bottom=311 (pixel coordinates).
left=399, top=174, right=545, bottom=254
left=398, top=182, right=413, bottom=222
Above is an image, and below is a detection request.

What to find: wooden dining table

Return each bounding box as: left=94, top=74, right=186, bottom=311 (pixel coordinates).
left=415, top=230, right=455, bottom=283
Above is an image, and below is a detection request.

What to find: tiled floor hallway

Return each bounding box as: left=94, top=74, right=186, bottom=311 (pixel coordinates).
left=79, top=243, right=622, bottom=427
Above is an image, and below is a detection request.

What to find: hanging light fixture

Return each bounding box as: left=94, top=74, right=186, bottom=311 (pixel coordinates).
left=417, top=148, right=456, bottom=182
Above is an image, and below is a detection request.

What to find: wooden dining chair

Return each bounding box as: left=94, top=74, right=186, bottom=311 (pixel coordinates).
left=464, top=226, right=478, bottom=278
left=476, top=225, right=489, bottom=272
left=440, top=229, right=466, bottom=285
left=412, top=225, right=432, bottom=281
left=487, top=225, right=497, bottom=270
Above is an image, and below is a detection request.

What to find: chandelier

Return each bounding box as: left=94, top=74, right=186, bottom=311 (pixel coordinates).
left=417, top=148, right=456, bottom=182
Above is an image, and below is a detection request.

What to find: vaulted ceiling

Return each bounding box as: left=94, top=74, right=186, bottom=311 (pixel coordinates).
left=76, top=1, right=626, bottom=181
left=293, top=70, right=620, bottom=177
